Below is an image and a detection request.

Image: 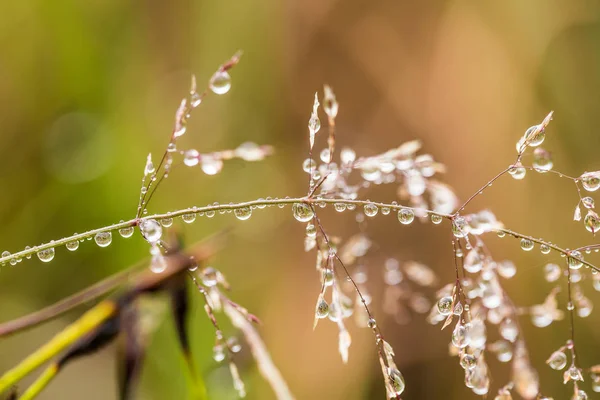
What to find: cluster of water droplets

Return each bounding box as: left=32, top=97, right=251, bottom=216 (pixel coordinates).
left=302, top=117, right=458, bottom=214
left=427, top=236, right=550, bottom=398
left=572, top=177, right=600, bottom=234
left=181, top=142, right=272, bottom=177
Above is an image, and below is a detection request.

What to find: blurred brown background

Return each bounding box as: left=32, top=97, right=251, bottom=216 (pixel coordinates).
left=1, top=0, right=600, bottom=399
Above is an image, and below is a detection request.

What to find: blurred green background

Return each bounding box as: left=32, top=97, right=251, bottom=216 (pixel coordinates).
left=1, top=1, right=600, bottom=399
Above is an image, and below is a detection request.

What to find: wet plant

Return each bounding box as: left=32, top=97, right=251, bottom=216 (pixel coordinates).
left=1, top=53, right=600, bottom=400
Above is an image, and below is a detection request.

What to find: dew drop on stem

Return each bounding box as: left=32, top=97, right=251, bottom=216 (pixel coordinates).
left=66, top=240, right=79, bottom=251
left=160, top=217, right=173, bottom=227
left=520, top=238, right=534, bottom=251
left=509, top=165, right=526, bottom=180
left=567, top=250, right=583, bottom=269
left=584, top=211, right=600, bottom=233
left=397, top=208, right=414, bottom=225
left=37, top=247, right=55, bottom=263
left=306, top=223, right=316, bottom=237
left=94, top=232, right=112, bottom=247
left=292, top=203, right=314, bottom=222
left=364, top=203, right=378, bottom=217
left=315, top=295, right=329, bottom=319
left=334, top=203, right=346, bottom=212
left=437, top=296, right=453, bottom=315
left=119, top=225, right=134, bottom=238
left=183, top=149, right=199, bottom=167
left=431, top=214, right=442, bottom=224
left=581, top=171, right=600, bottom=192
left=388, top=368, right=405, bottom=396
left=201, top=155, right=223, bottom=175
left=234, top=206, right=252, bottom=220
left=182, top=213, right=197, bottom=224
left=546, top=351, right=567, bottom=370
left=140, top=219, right=162, bottom=244
left=209, top=70, right=231, bottom=95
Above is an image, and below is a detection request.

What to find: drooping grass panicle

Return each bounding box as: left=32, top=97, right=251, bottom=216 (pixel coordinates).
left=4, top=54, right=600, bottom=400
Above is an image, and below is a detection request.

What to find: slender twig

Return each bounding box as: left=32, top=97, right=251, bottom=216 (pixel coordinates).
left=0, top=198, right=450, bottom=266
left=495, top=228, right=600, bottom=273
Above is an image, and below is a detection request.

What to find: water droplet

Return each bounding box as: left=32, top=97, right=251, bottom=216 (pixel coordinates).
left=452, top=322, right=470, bottom=348
left=227, top=337, right=242, bottom=353
left=315, top=296, right=329, bottom=319
left=161, top=217, right=173, bottom=227
left=150, top=250, right=167, bottom=273
left=544, top=263, right=561, bottom=282
left=140, top=219, right=162, bottom=244
left=452, top=217, right=468, bottom=237
left=582, top=197, right=595, bottom=209
left=540, top=244, right=551, bottom=254
left=499, top=318, right=518, bottom=342
left=334, top=203, right=346, bottom=212
left=581, top=171, right=600, bottom=192
left=308, top=93, right=321, bottom=142
left=200, top=155, right=223, bottom=175
left=533, top=148, right=553, bottom=172
left=144, top=153, right=155, bottom=175
left=66, top=241, right=79, bottom=251
left=182, top=213, right=197, bottom=224
left=397, top=208, right=415, bottom=225
left=568, top=250, right=583, bottom=269
left=234, top=206, right=252, bottom=220
left=24, top=246, right=32, bottom=259
left=388, top=368, right=405, bottom=396
left=340, top=148, right=356, bottom=165
left=213, top=343, right=226, bottom=362
left=37, top=247, right=55, bottom=263
left=525, top=125, right=545, bottom=147
left=509, top=165, right=526, bottom=180
left=201, top=267, right=218, bottom=287
left=94, top=232, right=112, bottom=247
left=190, top=92, right=201, bottom=108
left=584, top=211, right=600, bottom=233
left=292, top=203, right=314, bottom=222
left=437, top=296, right=453, bottom=315
left=319, top=148, right=330, bottom=163
left=302, top=158, right=315, bottom=173
left=322, top=268, right=334, bottom=286
left=497, top=260, right=516, bottom=279
left=490, top=340, right=512, bottom=362
left=567, top=365, right=583, bottom=381
left=184, top=149, right=199, bottom=166
left=367, top=318, right=377, bottom=329
left=461, top=354, right=476, bottom=370
left=364, top=203, right=378, bottom=217
left=431, top=214, right=443, bottom=224
left=306, top=223, right=317, bottom=238
left=381, top=207, right=391, bottom=215
left=167, top=143, right=177, bottom=153
left=545, top=351, right=567, bottom=371
left=119, top=225, right=134, bottom=238
left=520, top=238, right=534, bottom=251
left=209, top=70, right=231, bottom=95
left=453, top=302, right=464, bottom=315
